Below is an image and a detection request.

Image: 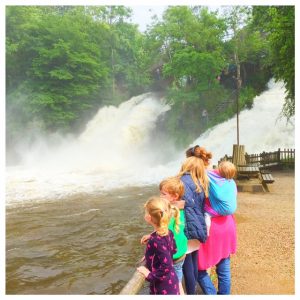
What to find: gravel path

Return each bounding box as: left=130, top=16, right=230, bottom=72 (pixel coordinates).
left=230, top=169, right=295, bottom=294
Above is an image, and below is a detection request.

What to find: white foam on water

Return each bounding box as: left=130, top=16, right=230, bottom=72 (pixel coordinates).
left=189, top=79, right=295, bottom=165
left=6, top=80, right=295, bottom=204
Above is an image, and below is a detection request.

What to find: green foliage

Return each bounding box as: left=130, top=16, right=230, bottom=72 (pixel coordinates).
left=6, top=5, right=150, bottom=142
left=163, top=48, right=224, bottom=89
left=163, top=85, right=232, bottom=146
left=239, top=86, right=257, bottom=109
left=6, top=5, right=294, bottom=149
left=146, top=6, right=226, bottom=89
left=251, top=6, right=295, bottom=118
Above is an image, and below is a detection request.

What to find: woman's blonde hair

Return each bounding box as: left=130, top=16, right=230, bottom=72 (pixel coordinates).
left=170, top=204, right=181, bottom=234
left=144, top=196, right=180, bottom=236
left=178, top=156, right=209, bottom=197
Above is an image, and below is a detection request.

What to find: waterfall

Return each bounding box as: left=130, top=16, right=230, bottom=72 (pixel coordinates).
left=189, top=79, right=295, bottom=165
left=6, top=80, right=295, bottom=204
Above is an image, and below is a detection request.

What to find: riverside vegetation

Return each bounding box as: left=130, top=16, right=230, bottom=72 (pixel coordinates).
left=6, top=6, right=294, bottom=153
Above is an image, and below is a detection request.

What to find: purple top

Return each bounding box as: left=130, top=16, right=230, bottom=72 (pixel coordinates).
left=145, top=230, right=180, bottom=295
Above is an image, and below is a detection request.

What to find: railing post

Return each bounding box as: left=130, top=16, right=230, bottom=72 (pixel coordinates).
left=245, top=153, right=249, bottom=164
left=277, top=148, right=281, bottom=165
left=119, top=270, right=145, bottom=295
left=262, top=151, right=266, bottom=167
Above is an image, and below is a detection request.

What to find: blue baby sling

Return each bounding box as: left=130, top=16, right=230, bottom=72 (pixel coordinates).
left=207, top=170, right=237, bottom=215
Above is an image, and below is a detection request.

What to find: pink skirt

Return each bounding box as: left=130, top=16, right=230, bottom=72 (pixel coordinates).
left=198, top=215, right=237, bottom=270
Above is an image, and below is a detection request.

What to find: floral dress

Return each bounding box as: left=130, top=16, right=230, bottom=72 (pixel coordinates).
left=144, top=230, right=179, bottom=295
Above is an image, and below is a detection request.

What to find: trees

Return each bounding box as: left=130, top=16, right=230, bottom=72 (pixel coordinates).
left=6, top=6, right=149, bottom=143
left=6, top=6, right=109, bottom=134
left=251, top=6, right=295, bottom=119
left=145, top=6, right=226, bottom=91
left=6, top=5, right=294, bottom=150
left=142, top=6, right=229, bottom=145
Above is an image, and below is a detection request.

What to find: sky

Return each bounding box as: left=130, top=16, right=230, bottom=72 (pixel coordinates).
left=130, top=5, right=167, bottom=32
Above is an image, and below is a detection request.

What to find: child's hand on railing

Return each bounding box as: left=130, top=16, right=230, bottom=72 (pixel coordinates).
left=140, top=234, right=150, bottom=244
left=137, top=266, right=150, bottom=278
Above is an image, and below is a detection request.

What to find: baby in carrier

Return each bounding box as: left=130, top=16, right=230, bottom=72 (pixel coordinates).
left=205, top=161, right=237, bottom=236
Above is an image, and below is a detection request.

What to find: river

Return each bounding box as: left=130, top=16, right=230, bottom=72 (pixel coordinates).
left=6, top=186, right=157, bottom=294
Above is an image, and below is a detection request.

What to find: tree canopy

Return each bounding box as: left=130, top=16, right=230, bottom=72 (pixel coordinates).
left=6, top=5, right=295, bottom=149
left=251, top=6, right=295, bottom=119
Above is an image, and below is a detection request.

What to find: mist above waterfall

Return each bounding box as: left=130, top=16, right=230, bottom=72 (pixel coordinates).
left=6, top=80, right=295, bottom=204
left=10, top=93, right=177, bottom=171
left=190, top=79, right=295, bottom=165
left=6, top=93, right=177, bottom=203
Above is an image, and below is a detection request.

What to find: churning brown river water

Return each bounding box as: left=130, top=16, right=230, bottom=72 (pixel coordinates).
left=6, top=186, right=157, bottom=295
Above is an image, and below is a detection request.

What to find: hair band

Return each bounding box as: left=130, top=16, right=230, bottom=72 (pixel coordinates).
left=191, top=145, right=200, bottom=156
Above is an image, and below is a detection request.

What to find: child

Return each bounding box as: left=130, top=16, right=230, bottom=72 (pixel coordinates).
left=205, top=161, right=237, bottom=235
left=140, top=176, right=188, bottom=295
left=137, top=196, right=180, bottom=295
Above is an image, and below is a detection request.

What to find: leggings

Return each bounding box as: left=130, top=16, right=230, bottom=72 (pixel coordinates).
left=182, top=250, right=198, bottom=294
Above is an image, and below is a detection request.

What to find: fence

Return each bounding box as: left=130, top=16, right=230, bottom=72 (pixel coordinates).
left=219, top=148, right=295, bottom=168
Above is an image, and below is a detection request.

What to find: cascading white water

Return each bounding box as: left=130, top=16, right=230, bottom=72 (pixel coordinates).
left=189, top=79, right=295, bottom=165
left=6, top=80, right=294, bottom=204
left=6, top=93, right=173, bottom=203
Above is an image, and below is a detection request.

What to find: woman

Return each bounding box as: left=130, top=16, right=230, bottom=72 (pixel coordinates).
left=177, top=154, right=209, bottom=294
left=186, top=145, right=237, bottom=294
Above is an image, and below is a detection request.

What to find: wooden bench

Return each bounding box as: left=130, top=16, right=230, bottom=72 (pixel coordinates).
left=237, top=165, right=260, bottom=179
left=260, top=170, right=275, bottom=184
left=238, top=165, right=260, bottom=174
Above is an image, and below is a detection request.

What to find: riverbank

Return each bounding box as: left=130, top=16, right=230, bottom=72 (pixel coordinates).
left=230, top=169, right=295, bottom=294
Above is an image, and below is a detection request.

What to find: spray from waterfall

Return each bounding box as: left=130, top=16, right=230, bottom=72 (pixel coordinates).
left=6, top=80, right=294, bottom=203
left=188, top=79, right=294, bottom=165
left=13, top=93, right=173, bottom=172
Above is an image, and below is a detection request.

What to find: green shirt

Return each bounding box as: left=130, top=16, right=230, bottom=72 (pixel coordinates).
left=168, top=209, right=188, bottom=260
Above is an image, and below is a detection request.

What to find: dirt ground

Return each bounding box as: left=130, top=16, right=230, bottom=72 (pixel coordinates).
left=228, top=169, right=295, bottom=294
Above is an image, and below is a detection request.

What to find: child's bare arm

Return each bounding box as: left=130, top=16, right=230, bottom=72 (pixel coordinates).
left=140, top=234, right=151, bottom=244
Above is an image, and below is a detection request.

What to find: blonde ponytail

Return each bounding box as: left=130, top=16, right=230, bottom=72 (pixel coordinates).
left=144, top=196, right=172, bottom=236
left=157, top=209, right=170, bottom=236
left=171, top=205, right=181, bottom=233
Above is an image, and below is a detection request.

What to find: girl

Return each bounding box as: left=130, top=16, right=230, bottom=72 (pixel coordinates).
left=141, top=178, right=187, bottom=294
left=187, top=145, right=237, bottom=233
left=178, top=155, right=209, bottom=294
left=137, top=196, right=180, bottom=295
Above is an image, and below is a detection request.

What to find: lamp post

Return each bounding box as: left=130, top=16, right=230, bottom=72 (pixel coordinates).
left=234, top=51, right=241, bottom=146
left=235, top=76, right=242, bottom=146
left=232, top=61, right=245, bottom=167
